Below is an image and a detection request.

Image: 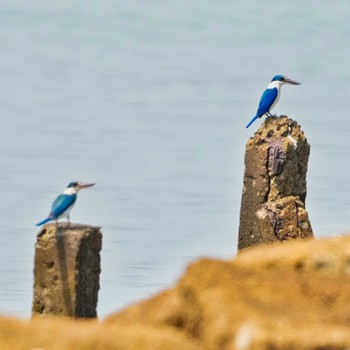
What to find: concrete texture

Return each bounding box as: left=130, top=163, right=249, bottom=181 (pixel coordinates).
left=32, top=223, right=102, bottom=317
left=2, top=234, right=350, bottom=349
left=238, top=115, right=314, bottom=250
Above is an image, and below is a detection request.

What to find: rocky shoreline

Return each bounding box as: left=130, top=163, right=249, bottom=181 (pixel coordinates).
left=1, top=116, right=347, bottom=349
left=1, top=234, right=350, bottom=349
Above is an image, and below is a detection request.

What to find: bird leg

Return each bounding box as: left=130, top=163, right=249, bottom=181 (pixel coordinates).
left=266, top=112, right=278, bottom=118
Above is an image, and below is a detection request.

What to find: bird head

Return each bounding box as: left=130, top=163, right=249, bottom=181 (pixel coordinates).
left=271, top=75, right=301, bottom=85
left=67, top=181, right=95, bottom=193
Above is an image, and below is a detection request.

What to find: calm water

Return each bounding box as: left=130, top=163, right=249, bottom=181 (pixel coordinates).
left=0, top=1, right=349, bottom=318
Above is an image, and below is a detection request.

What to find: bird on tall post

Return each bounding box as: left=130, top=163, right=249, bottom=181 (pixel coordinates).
left=246, top=75, right=301, bottom=128
left=36, top=181, right=95, bottom=226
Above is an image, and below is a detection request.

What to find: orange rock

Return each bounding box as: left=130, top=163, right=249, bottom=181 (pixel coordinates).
left=1, top=235, right=350, bottom=349
left=0, top=316, right=200, bottom=350
left=107, top=235, right=350, bottom=349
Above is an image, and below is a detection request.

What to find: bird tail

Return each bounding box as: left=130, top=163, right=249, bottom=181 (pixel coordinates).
left=36, top=218, right=51, bottom=226
left=246, top=114, right=259, bottom=129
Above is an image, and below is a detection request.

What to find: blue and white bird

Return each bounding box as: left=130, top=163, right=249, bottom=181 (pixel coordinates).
left=246, top=75, right=301, bottom=128
left=36, top=181, right=95, bottom=226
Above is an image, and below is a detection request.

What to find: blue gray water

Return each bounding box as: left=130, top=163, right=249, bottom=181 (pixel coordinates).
left=0, top=1, right=349, bottom=318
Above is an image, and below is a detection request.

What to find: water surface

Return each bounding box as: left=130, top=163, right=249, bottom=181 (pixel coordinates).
left=0, top=1, right=349, bottom=317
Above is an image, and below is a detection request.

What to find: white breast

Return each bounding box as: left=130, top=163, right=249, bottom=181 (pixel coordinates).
left=267, top=81, right=283, bottom=111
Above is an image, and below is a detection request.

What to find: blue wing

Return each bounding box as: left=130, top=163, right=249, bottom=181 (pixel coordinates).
left=50, top=194, right=76, bottom=219
left=256, top=88, right=278, bottom=117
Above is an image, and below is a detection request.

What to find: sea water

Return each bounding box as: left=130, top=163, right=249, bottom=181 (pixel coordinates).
left=0, top=0, right=349, bottom=317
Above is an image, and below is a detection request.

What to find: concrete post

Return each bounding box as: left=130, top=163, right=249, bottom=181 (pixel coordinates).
left=238, top=116, right=314, bottom=251
left=32, top=223, right=102, bottom=317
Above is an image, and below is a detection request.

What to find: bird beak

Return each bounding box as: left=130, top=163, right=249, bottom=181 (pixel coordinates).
left=284, top=77, right=301, bottom=85
left=77, top=182, right=95, bottom=189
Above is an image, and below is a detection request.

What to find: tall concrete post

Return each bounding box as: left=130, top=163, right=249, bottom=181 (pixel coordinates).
left=32, top=223, right=102, bottom=317
left=238, top=116, right=314, bottom=251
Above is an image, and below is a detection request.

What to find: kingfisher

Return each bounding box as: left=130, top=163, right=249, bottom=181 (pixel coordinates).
left=246, top=75, right=301, bottom=128
left=36, top=181, right=95, bottom=226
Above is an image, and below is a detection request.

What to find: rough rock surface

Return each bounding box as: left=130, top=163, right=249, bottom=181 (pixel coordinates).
left=2, top=235, right=350, bottom=349
left=238, top=115, right=314, bottom=250
left=106, top=235, right=350, bottom=350
left=0, top=316, right=200, bottom=350
left=32, top=223, right=102, bottom=317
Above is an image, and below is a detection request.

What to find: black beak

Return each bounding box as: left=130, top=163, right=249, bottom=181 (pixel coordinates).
left=283, top=77, right=301, bottom=85
left=78, top=182, right=95, bottom=189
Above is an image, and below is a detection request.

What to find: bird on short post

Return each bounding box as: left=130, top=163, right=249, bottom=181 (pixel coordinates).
left=36, top=181, right=95, bottom=226
left=246, top=75, right=301, bottom=129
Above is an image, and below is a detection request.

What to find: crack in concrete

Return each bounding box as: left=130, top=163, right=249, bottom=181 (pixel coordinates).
left=268, top=138, right=286, bottom=176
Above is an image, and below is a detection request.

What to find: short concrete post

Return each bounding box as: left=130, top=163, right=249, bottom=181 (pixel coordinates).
left=32, top=223, right=102, bottom=317
left=238, top=116, right=314, bottom=251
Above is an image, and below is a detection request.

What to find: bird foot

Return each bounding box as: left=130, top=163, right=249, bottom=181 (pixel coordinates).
left=266, top=113, right=278, bottom=118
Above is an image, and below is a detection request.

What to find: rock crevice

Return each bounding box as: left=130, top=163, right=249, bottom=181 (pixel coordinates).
left=32, top=223, right=102, bottom=317
left=238, top=116, right=314, bottom=250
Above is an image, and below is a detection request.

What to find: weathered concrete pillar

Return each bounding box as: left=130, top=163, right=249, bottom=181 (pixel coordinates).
left=32, top=223, right=102, bottom=317
left=238, top=116, right=314, bottom=250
